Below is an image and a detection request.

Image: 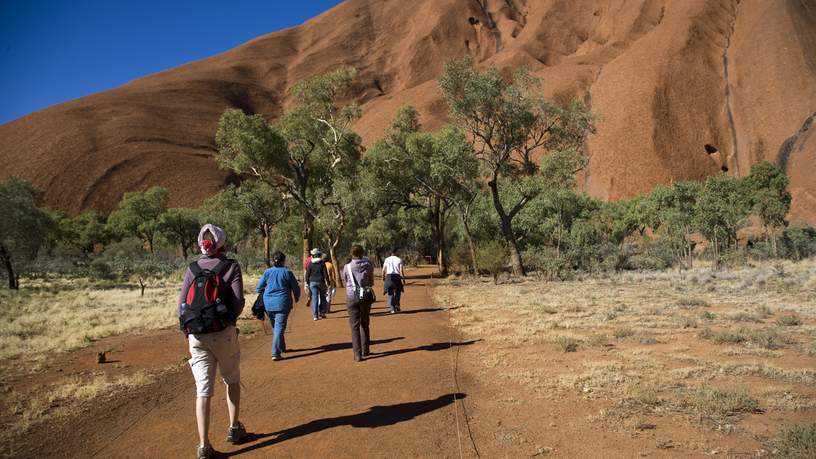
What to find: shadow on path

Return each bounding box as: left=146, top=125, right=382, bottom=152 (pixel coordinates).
left=364, top=340, right=479, bottom=361
left=282, top=337, right=404, bottom=361
left=224, top=393, right=466, bottom=456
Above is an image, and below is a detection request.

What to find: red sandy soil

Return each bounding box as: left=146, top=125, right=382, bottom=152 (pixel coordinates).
left=3, top=267, right=471, bottom=458
left=4, top=267, right=812, bottom=458
left=0, top=0, right=814, bottom=221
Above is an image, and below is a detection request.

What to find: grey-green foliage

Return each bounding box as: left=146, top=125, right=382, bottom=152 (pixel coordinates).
left=56, top=210, right=110, bottom=255
left=157, top=208, right=201, bottom=259
left=235, top=181, right=289, bottom=266
left=438, top=56, right=595, bottom=276
left=649, top=181, right=701, bottom=267
left=779, top=225, right=816, bottom=261
left=0, top=178, right=54, bottom=288
left=476, top=240, right=508, bottom=284
left=107, top=186, right=169, bottom=254
left=747, top=161, right=791, bottom=230
left=356, top=207, right=432, bottom=266
left=746, top=161, right=791, bottom=257
left=216, top=66, right=362, bottom=263
left=363, top=106, right=479, bottom=274
left=201, top=185, right=253, bottom=249
left=694, top=173, right=751, bottom=263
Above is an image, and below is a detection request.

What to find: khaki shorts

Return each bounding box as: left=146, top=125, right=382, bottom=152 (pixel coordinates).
left=188, top=325, right=241, bottom=397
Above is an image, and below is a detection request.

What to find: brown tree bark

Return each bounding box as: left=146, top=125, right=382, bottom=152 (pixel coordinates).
left=488, top=178, right=525, bottom=276
left=0, top=244, right=18, bottom=289
left=263, top=222, right=271, bottom=267
left=459, top=209, right=478, bottom=274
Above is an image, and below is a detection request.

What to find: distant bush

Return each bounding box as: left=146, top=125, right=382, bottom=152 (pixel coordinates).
left=475, top=240, right=508, bottom=284
left=770, top=423, right=816, bottom=458
left=779, top=225, right=816, bottom=261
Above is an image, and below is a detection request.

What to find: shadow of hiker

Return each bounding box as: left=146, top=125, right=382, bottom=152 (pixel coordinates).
left=364, top=340, right=480, bottom=361
left=224, top=393, right=466, bottom=456
left=282, top=337, right=405, bottom=361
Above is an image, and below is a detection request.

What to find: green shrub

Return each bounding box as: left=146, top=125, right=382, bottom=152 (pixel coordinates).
left=613, top=327, right=635, bottom=339
left=676, top=297, right=709, bottom=308
left=770, top=423, right=816, bottom=458
left=475, top=240, right=508, bottom=283
left=779, top=225, right=816, bottom=261
left=691, top=387, right=759, bottom=420
left=776, top=314, right=803, bottom=327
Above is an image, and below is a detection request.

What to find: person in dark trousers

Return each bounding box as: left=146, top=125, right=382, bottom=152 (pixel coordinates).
left=305, top=248, right=329, bottom=320
left=382, top=248, right=405, bottom=313
left=177, top=224, right=246, bottom=459
left=256, top=251, right=300, bottom=360
left=342, top=244, right=375, bottom=361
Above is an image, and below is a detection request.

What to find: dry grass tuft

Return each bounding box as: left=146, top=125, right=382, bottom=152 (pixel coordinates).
left=776, top=314, right=803, bottom=327
left=435, top=258, right=816, bottom=444
left=0, top=274, right=260, bottom=360
left=5, top=369, right=159, bottom=437
left=686, top=387, right=760, bottom=422
left=555, top=336, right=579, bottom=353
left=769, top=423, right=816, bottom=458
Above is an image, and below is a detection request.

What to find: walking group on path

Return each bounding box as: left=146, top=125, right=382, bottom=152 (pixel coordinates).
left=177, top=224, right=406, bottom=459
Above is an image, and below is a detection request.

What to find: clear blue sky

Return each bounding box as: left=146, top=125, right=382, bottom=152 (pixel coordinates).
left=0, top=0, right=344, bottom=125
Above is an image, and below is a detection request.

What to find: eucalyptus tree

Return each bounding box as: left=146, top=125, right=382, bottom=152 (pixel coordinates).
left=107, top=186, right=169, bottom=254
left=157, top=208, right=201, bottom=258
left=745, top=161, right=791, bottom=257
left=649, top=181, right=701, bottom=268
left=216, top=67, right=362, bottom=264
left=57, top=210, right=110, bottom=255
left=363, top=106, right=479, bottom=276
left=694, top=174, right=751, bottom=265
left=0, top=178, right=54, bottom=289
left=439, top=57, right=595, bottom=275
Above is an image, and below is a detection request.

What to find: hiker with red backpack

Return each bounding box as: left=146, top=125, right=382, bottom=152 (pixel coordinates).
left=178, top=224, right=246, bottom=459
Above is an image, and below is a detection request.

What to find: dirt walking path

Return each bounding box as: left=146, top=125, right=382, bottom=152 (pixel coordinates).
left=79, top=266, right=474, bottom=458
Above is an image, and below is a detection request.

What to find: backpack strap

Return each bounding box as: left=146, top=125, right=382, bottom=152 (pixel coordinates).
left=189, top=262, right=203, bottom=276
left=211, top=259, right=234, bottom=276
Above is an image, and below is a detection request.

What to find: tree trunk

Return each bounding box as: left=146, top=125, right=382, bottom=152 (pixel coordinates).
left=713, top=231, right=720, bottom=269
left=770, top=226, right=778, bottom=259
left=146, top=234, right=155, bottom=255
left=138, top=277, right=146, bottom=297
left=488, top=179, right=525, bottom=276
left=263, top=222, right=271, bottom=267
left=1, top=245, right=18, bottom=290
left=302, top=212, right=314, bottom=270
left=181, top=243, right=188, bottom=260
left=460, top=208, right=478, bottom=274
left=438, top=205, right=451, bottom=277
left=429, top=198, right=449, bottom=277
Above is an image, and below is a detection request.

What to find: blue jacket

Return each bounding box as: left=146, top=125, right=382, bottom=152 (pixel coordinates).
left=256, top=266, right=300, bottom=312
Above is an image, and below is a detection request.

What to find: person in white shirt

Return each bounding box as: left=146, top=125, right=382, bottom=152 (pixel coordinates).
left=381, top=249, right=405, bottom=313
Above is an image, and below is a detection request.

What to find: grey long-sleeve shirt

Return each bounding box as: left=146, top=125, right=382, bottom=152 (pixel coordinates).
left=177, top=254, right=245, bottom=318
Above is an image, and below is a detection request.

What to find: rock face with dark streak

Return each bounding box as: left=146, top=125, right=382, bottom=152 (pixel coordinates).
left=1, top=0, right=814, bottom=221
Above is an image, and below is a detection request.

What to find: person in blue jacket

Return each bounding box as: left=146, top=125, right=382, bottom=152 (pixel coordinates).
left=256, top=251, right=300, bottom=360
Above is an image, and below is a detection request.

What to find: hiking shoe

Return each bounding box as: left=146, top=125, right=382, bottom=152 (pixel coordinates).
left=389, top=310, right=396, bottom=314
left=320, top=313, right=327, bottom=318
left=227, top=421, right=247, bottom=444
left=271, top=355, right=281, bottom=361
left=197, top=445, right=214, bottom=459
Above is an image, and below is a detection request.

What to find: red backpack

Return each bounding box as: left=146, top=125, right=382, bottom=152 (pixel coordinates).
left=179, top=260, right=235, bottom=335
